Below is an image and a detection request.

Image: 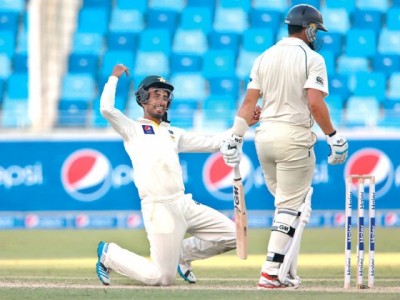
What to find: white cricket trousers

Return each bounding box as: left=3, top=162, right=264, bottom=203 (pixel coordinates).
left=254, top=122, right=316, bottom=210
left=102, top=194, right=236, bottom=286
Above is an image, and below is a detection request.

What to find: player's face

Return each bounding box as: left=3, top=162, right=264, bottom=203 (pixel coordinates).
left=143, top=88, right=171, bottom=123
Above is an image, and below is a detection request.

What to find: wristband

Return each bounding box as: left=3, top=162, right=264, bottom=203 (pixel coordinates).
left=232, top=116, right=249, bottom=137
left=328, top=130, right=336, bottom=137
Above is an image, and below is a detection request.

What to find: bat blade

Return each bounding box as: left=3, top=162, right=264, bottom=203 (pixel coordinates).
left=233, top=166, right=248, bottom=260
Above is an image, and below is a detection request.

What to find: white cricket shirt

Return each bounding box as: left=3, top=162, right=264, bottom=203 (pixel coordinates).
left=100, top=76, right=225, bottom=202
left=248, top=37, right=329, bottom=128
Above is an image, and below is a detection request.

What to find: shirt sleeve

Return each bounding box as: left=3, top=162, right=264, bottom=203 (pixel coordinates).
left=177, top=128, right=231, bottom=153
left=100, top=76, right=135, bottom=140
left=247, top=55, right=262, bottom=91
left=304, top=54, right=329, bottom=96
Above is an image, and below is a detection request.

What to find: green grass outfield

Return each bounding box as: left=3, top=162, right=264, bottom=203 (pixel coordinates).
left=0, top=228, right=399, bottom=299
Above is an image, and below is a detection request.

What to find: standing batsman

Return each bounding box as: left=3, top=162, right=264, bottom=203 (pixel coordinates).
left=95, top=64, right=259, bottom=286
left=221, top=4, right=348, bottom=289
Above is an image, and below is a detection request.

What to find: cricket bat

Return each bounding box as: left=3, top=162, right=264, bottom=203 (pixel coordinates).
left=233, top=165, right=248, bottom=260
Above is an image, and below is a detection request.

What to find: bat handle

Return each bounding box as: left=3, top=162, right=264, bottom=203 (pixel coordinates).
left=234, top=165, right=241, bottom=180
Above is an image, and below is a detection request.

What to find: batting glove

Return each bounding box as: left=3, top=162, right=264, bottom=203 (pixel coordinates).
left=326, top=131, right=348, bottom=165
left=220, top=135, right=243, bottom=167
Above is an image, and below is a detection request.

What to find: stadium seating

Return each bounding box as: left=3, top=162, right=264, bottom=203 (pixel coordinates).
left=3, top=0, right=400, bottom=131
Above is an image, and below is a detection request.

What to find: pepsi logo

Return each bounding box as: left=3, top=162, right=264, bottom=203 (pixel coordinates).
left=333, top=212, right=346, bottom=226
left=61, top=149, right=112, bottom=202
left=345, top=148, right=394, bottom=198
left=25, top=214, right=39, bottom=228
left=202, top=153, right=253, bottom=201
left=75, top=214, right=89, bottom=228
left=126, top=213, right=142, bottom=228
left=384, top=212, right=398, bottom=226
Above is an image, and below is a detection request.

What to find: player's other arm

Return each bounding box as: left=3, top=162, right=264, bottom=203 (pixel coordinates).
left=308, top=88, right=348, bottom=165
left=307, top=88, right=335, bottom=135
left=100, top=64, right=133, bottom=139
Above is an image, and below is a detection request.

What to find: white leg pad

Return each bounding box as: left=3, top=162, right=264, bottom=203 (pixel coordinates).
left=278, top=187, right=313, bottom=286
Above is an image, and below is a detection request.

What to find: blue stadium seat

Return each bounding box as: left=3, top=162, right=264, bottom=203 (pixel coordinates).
left=0, top=30, right=16, bottom=57
left=0, top=53, right=11, bottom=79
left=209, top=76, right=240, bottom=98
left=386, top=8, right=400, bottom=31
left=134, top=51, right=169, bottom=79
left=336, top=55, right=369, bottom=74
left=138, top=29, right=171, bottom=55
left=252, top=0, right=288, bottom=12
left=0, top=10, right=19, bottom=32
left=60, top=74, right=96, bottom=101
left=72, top=33, right=104, bottom=55
left=344, top=96, right=380, bottom=127
left=168, top=99, right=198, bottom=130
left=242, top=28, right=274, bottom=52
left=319, top=50, right=335, bottom=75
left=13, top=53, right=27, bottom=73
left=57, top=100, right=89, bottom=127
left=213, top=8, right=248, bottom=33
left=0, top=0, right=25, bottom=13
left=326, top=95, right=345, bottom=110
left=91, top=96, right=128, bottom=127
left=1, top=99, right=29, bottom=128
left=92, top=100, right=109, bottom=127
left=149, top=0, right=185, bottom=11
left=170, top=53, right=202, bottom=73
left=7, top=73, right=28, bottom=99
left=201, top=95, right=236, bottom=131
left=219, top=0, right=251, bottom=12
left=349, top=72, right=386, bottom=102
left=98, top=75, right=132, bottom=100
left=180, top=7, right=213, bottom=34
left=82, top=0, right=112, bottom=10
left=380, top=98, right=400, bottom=128
left=329, top=74, right=350, bottom=99
left=126, top=95, right=144, bottom=120
left=107, top=31, right=136, bottom=51
left=345, top=29, right=376, bottom=58
left=325, top=0, right=355, bottom=13
left=236, top=49, right=259, bottom=81
left=378, top=29, right=400, bottom=55
left=116, top=0, right=147, bottom=11
left=373, top=54, right=400, bottom=78
left=100, top=50, right=135, bottom=77
left=172, top=29, right=208, bottom=55
left=249, top=9, right=282, bottom=33
left=291, top=0, right=320, bottom=9
left=352, top=9, right=382, bottom=34
left=327, top=95, right=344, bottom=128
left=320, top=8, right=350, bottom=34
left=15, top=29, right=27, bottom=54
left=146, top=9, right=178, bottom=33
left=202, top=50, right=236, bottom=79
left=0, top=78, right=4, bottom=105
left=109, top=8, right=144, bottom=33
left=318, top=32, right=343, bottom=57
left=186, top=0, right=216, bottom=8
left=208, top=31, right=240, bottom=54
left=68, top=53, right=99, bottom=75
left=76, top=8, right=109, bottom=35
left=357, top=0, right=388, bottom=12
left=387, top=72, right=400, bottom=100
left=170, top=73, right=208, bottom=101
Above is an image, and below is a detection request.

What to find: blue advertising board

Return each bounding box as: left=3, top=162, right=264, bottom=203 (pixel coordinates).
left=0, top=138, right=399, bottom=228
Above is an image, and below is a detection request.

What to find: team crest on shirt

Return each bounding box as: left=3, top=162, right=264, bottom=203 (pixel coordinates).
left=142, top=125, right=155, bottom=134
left=316, top=76, right=324, bottom=86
